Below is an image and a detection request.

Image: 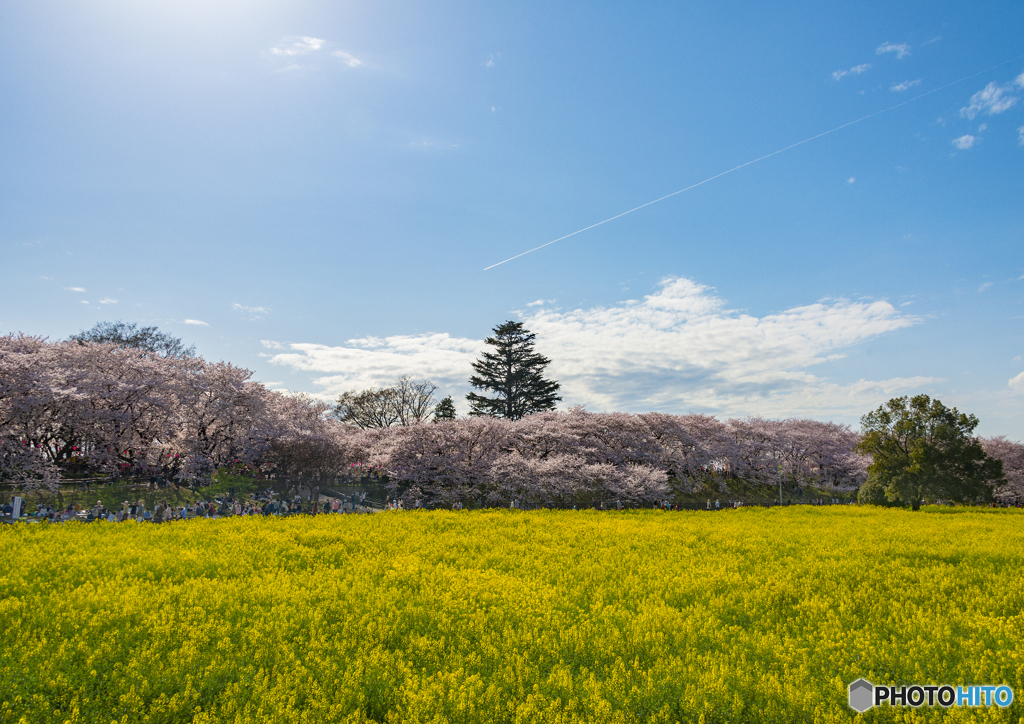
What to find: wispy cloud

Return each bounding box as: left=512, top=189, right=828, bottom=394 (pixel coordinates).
left=66, top=287, right=86, bottom=292
left=267, top=36, right=363, bottom=71
left=1010, top=371, right=1024, bottom=393
left=978, top=282, right=994, bottom=293
left=269, top=36, right=324, bottom=57
left=961, top=81, right=1019, bottom=119
left=98, top=298, right=117, bottom=305
left=184, top=319, right=209, bottom=326
left=876, top=42, right=911, bottom=59
left=409, top=137, right=459, bottom=151
left=847, top=177, right=856, bottom=184
left=891, top=79, right=922, bottom=92
left=233, top=303, right=269, bottom=316
left=1018, top=126, right=1024, bottom=146
left=331, top=50, right=362, bottom=68
left=952, top=134, right=976, bottom=150
left=269, top=277, right=930, bottom=420
left=261, top=340, right=285, bottom=349
left=527, top=299, right=556, bottom=307
left=831, top=63, right=871, bottom=81
left=486, top=52, right=500, bottom=68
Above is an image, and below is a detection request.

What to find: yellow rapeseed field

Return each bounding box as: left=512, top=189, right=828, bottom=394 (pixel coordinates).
left=1, top=508, right=1022, bottom=724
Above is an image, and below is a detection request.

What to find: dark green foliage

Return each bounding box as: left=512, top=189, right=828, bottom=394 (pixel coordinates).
left=466, top=321, right=561, bottom=420
left=856, top=395, right=1004, bottom=510
left=433, top=395, right=457, bottom=422
left=856, top=474, right=896, bottom=506
left=69, top=320, right=196, bottom=358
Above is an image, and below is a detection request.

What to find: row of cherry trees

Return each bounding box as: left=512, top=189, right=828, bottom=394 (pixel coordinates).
left=0, top=335, right=348, bottom=490
left=4, top=334, right=1021, bottom=505
left=359, top=409, right=869, bottom=506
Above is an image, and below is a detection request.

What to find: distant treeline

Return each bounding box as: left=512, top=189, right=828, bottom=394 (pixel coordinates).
left=2, top=334, right=1021, bottom=505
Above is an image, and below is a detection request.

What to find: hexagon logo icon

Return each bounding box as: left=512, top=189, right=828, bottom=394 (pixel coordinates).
left=849, top=678, right=874, bottom=712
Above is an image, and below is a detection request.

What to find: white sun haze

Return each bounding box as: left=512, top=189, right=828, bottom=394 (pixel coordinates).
left=269, top=277, right=930, bottom=420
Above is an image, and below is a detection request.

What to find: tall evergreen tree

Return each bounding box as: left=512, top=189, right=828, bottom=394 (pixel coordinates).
left=466, top=321, right=561, bottom=420
left=433, top=395, right=457, bottom=422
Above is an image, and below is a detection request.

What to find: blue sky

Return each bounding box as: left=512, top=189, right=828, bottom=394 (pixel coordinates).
left=2, top=0, right=1022, bottom=437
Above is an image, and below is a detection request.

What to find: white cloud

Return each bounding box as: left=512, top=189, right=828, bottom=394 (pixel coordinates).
left=876, top=42, right=911, bottom=59
left=832, top=63, right=871, bottom=81
left=961, top=81, right=1019, bottom=119
left=486, top=52, right=500, bottom=68
left=266, top=36, right=363, bottom=71
left=1010, top=371, right=1024, bottom=393
left=268, top=333, right=484, bottom=397
left=331, top=50, right=362, bottom=68
left=261, top=340, right=285, bottom=349
left=269, top=276, right=931, bottom=419
left=79, top=300, right=90, bottom=305
left=978, top=282, right=994, bottom=293
left=952, top=134, right=976, bottom=150
left=66, top=287, right=86, bottom=292
left=1018, top=126, right=1024, bottom=146
left=184, top=319, right=209, bottom=326
left=270, top=36, right=324, bottom=57
left=98, top=298, right=117, bottom=305
left=847, top=177, right=856, bottom=184
left=526, top=299, right=556, bottom=307
left=1017, top=71, right=1024, bottom=88
left=232, top=303, right=269, bottom=316
left=891, top=79, right=922, bottom=92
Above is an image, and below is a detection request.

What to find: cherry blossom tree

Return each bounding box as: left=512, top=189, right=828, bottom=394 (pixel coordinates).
left=981, top=436, right=1024, bottom=501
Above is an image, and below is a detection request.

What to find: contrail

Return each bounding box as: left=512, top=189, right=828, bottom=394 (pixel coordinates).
left=484, top=56, right=1023, bottom=271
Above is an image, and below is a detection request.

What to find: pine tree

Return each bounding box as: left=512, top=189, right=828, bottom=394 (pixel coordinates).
left=433, top=395, right=457, bottom=422
left=466, top=321, right=561, bottom=420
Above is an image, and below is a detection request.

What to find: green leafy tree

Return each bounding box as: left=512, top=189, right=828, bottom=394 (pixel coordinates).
left=433, top=395, right=457, bottom=422
left=466, top=321, right=561, bottom=420
left=856, top=395, right=1004, bottom=510
left=69, top=320, right=196, bottom=358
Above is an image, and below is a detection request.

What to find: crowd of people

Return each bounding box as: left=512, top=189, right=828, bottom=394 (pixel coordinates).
left=3, top=491, right=374, bottom=523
